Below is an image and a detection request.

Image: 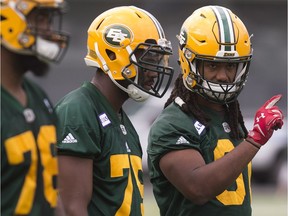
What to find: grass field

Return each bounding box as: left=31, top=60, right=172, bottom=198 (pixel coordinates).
left=143, top=180, right=287, bottom=216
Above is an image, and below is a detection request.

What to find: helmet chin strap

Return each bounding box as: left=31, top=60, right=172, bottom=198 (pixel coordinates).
left=94, top=42, right=150, bottom=102
left=127, top=84, right=150, bottom=102
left=36, top=37, right=60, bottom=61
left=107, top=71, right=149, bottom=102
left=202, top=80, right=237, bottom=101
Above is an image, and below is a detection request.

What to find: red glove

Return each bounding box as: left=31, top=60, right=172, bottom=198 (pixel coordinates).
left=247, top=94, right=284, bottom=145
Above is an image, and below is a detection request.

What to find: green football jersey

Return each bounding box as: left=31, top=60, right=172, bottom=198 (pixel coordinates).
left=56, top=82, right=144, bottom=215
left=1, top=78, right=58, bottom=216
left=147, top=102, right=252, bottom=216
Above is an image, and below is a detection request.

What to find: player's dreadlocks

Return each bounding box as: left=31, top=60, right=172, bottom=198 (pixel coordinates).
left=165, top=73, right=249, bottom=140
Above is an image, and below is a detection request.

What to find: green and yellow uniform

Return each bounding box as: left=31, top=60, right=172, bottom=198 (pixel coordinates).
left=56, top=82, right=144, bottom=215
left=1, top=78, right=58, bottom=216
left=148, top=102, right=252, bottom=216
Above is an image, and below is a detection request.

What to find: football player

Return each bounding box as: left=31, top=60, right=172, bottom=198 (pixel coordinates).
left=55, top=6, right=174, bottom=216
left=1, top=0, right=69, bottom=215
left=147, top=5, right=284, bottom=216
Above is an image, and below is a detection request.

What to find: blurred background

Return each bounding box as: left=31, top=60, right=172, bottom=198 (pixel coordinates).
left=28, top=0, right=287, bottom=215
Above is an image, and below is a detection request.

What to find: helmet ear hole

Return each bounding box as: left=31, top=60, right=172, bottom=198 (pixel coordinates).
left=106, top=49, right=116, bottom=60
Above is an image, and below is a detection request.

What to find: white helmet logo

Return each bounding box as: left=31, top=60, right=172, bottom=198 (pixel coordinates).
left=104, top=25, right=132, bottom=47
left=107, top=29, right=128, bottom=43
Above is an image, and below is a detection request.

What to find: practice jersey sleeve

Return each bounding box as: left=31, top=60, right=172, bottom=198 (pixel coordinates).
left=148, top=103, right=206, bottom=166
left=55, top=88, right=101, bottom=158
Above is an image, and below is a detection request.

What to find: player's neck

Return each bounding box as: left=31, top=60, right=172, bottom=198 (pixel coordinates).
left=1, top=71, right=27, bottom=107
left=91, top=74, right=128, bottom=113
left=197, top=95, right=225, bottom=112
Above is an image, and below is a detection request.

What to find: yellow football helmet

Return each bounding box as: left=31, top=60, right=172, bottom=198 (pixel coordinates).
left=0, top=0, right=69, bottom=62
left=177, top=5, right=253, bottom=104
left=85, top=6, right=174, bottom=101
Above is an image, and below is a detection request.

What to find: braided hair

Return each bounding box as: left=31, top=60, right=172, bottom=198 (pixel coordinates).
left=165, top=73, right=248, bottom=140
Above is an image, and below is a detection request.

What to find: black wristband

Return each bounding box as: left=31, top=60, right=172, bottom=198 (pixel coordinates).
left=245, top=139, right=261, bottom=150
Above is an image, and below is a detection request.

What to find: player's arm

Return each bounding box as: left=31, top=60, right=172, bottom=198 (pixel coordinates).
left=58, top=155, right=93, bottom=216
left=55, top=194, right=66, bottom=216
left=159, top=95, right=284, bottom=205
left=159, top=141, right=257, bottom=205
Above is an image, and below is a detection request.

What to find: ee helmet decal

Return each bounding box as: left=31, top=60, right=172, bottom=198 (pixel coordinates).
left=103, top=25, right=133, bottom=47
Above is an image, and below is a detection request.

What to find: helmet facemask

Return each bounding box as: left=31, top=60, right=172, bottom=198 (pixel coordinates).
left=184, top=49, right=252, bottom=104
left=25, top=6, right=69, bottom=62
left=122, top=39, right=174, bottom=100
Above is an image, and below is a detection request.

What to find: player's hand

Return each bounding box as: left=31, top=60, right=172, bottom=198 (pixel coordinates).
left=247, top=94, right=284, bottom=145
